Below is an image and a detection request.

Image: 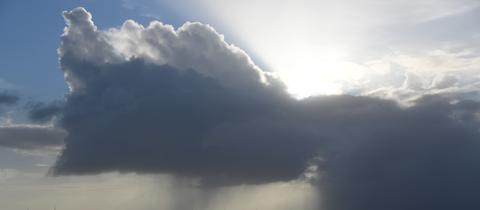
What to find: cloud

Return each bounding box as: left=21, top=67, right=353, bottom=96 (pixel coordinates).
left=0, top=92, right=18, bottom=106
left=28, top=101, right=64, bottom=123
left=0, top=91, right=19, bottom=117
left=51, top=7, right=480, bottom=209
left=55, top=8, right=301, bottom=186
left=313, top=96, right=480, bottom=210
left=126, top=0, right=480, bottom=98
left=362, top=48, right=480, bottom=103
left=0, top=93, right=65, bottom=153
left=0, top=124, right=66, bottom=151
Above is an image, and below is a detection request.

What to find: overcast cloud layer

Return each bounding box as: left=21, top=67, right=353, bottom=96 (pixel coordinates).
left=13, top=7, right=475, bottom=210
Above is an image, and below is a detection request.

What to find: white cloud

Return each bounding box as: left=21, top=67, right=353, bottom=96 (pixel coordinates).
left=358, top=48, right=480, bottom=103
left=60, top=7, right=274, bottom=93
left=123, top=0, right=480, bottom=98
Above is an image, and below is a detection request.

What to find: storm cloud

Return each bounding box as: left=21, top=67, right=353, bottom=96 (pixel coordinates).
left=55, top=7, right=307, bottom=185
left=313, top=96, right=480, bottom=210
left=52, top=7, right=480, bottom=209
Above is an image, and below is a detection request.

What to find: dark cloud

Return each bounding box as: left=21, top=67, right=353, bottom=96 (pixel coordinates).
left=310, top=96, right=480, bottom=210
left=52, top=7, right=480, bottom=209
left=54, top=8, right=308, bottom=186
left=0, top=125, right=66, bottom=151
left=0, top=92, right=18, bottom=106
left=28, top=101, right=64, bottom=123
left=54, top=58, right=313, bottom=185
left=0, top=92, right=18, bottom=115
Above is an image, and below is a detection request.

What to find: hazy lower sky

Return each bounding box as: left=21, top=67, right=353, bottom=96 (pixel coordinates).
left=1, top=1, right=480, bottom=210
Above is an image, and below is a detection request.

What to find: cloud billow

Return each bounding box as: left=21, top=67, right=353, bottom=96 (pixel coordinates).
left=53, top=7, right=480, bottom=209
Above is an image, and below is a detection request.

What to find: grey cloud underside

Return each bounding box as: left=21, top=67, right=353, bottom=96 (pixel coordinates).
left=55, top=59, right=308, bottom=185
left=54, top=7, right=480, bottom=209
left=316, top=96, right=480, bottom=210
left=0, top=125, right=66, bottom=151
left=56, top=8, right=304, bottom=185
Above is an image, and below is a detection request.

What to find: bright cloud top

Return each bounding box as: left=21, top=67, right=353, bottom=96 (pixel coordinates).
left=129, top=0, right=480, bottom=98
left=60, top=7, right=276, bottom=93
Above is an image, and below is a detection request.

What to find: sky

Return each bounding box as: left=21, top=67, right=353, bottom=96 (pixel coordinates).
left=1, top=1, right=480, bottom=210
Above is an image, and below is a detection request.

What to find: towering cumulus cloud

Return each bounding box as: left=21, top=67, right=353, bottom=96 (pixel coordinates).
left=54, top=7, right=480, bottom=209
left=55, top=7, right=312, bottom=185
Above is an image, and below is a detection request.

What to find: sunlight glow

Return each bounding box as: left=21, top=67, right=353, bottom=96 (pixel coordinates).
left=188, top=0, right=375, bottom=97
left=272, top=46, right=362, bottom=98
left=159, top=0, right=480, bottom=97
